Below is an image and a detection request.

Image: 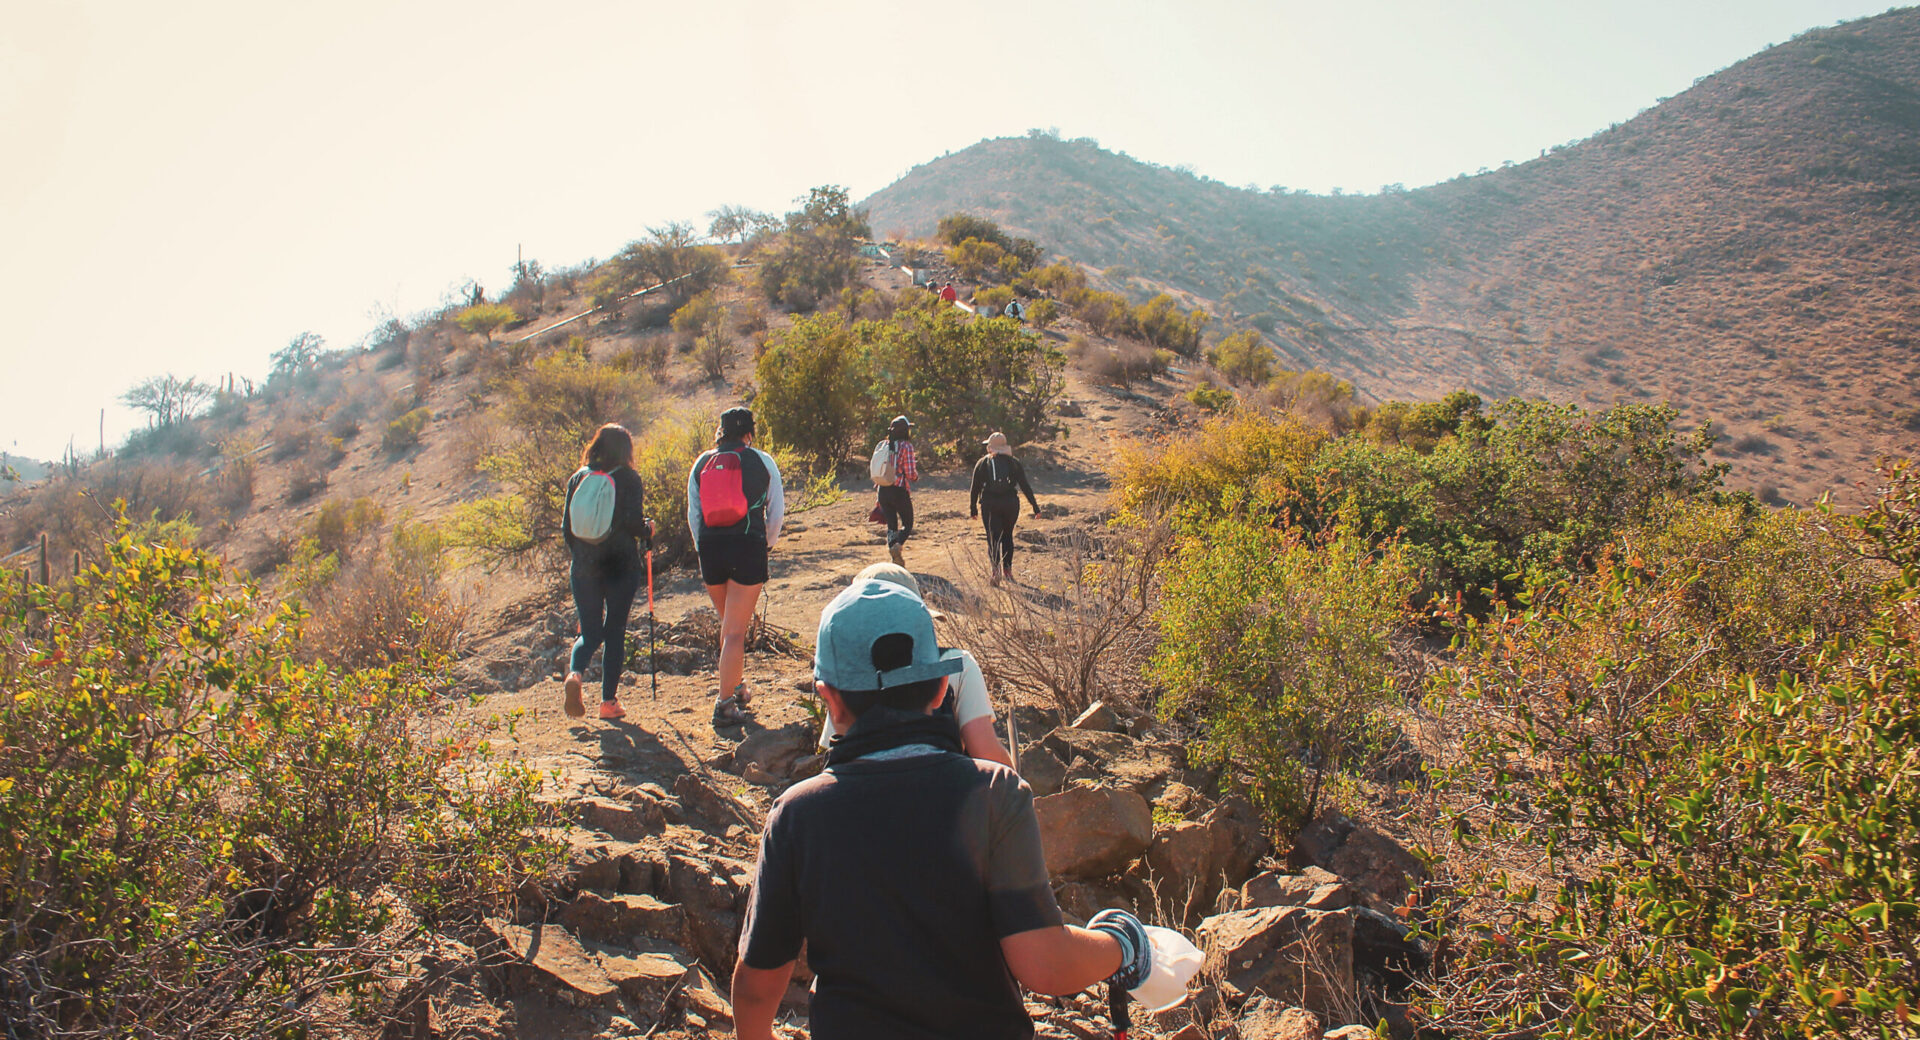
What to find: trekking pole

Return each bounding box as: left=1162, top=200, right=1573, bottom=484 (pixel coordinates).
left=1108, top=983, right=1131, bottom=1040
left=646, top=547, right=658, bottom=701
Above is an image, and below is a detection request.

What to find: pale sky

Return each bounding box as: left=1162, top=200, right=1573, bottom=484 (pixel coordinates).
left=1, top=0, right=1894, bottom=460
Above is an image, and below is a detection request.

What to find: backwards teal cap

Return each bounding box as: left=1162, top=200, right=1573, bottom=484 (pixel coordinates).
left=814, top=579, right=964, bottom=692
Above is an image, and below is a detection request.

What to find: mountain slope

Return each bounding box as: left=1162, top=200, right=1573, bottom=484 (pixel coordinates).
left=864, top=9, right=1920, bottom=503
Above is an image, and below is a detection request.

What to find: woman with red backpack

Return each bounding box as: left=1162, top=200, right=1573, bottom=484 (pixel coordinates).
left=687, top=407, right=785, bottom=726
left=562, top=423, right=655, bottom=721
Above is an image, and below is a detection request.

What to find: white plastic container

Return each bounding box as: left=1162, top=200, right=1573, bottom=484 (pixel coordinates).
left=1130, top=926, right=1204, bottom=1012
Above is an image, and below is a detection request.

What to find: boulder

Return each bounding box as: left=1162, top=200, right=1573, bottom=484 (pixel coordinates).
left=1198, top=906, right=1355, bottom=1020
left=559, top=891, right=688, bottom=948
left=1238, top=997, right=1322, bottom=1040
left=1291, top=810, right=1425, bottom=909
left=1068, top=700, right=1123, bottom=733
left=1042, top=727, right=1137, bottom=768
left=1144, top=820, right=1226, bottom=922
left=1018, top=743, right=1069, bottom=798
left=1324, top=1026, right=1378, bottom=1040
left=663, top=853, right=744, bottom=974
left=483, top=920, right=620, bottom=1009
left=1035, top=786, right=1153, bottom=879
left=1204, top=795, right=1272, bottom=889
left=1351, top=906, right=1429, bottom=992
left=576, top=796, right=662, bottom=843
left=1242, top=867, right=1352, bottom=912
left=734, top=722, right=816, bottom=778
left=597, top=949, right=690, bottom=1004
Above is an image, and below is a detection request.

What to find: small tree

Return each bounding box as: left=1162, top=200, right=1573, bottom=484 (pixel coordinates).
left=753, top=314, right=871, bottom=466
left=122, top=374, right=211, bottom=427
left=455, top=302, right=520, bottom=343
left=269, top=331, right=326, bottom=388
left=1208, top=329, right=1273, bottom=386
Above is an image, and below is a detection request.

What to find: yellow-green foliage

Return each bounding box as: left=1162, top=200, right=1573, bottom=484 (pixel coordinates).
left=382, top=406, right=432, bottom=452
left=1208, top=329, right=1273, bottom=386
left=0, top=528, right=553, bottom=1036
left=1421, top=464, right=1910, bottom=1039
left=1132, top=293, right=1210, bottom=356
left=754, top=314, right=870, bottom=466
left=671, top=291, right=727, bottom=343
left=454, top=302, right=520, bottom=342
left=1154, top=515, right=1416, bottom=826
left=1112, top=409, right=1326, bottom=527
left=1187, top=381, right=1235, bottom=412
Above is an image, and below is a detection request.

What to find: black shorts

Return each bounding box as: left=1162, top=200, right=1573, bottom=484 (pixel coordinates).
left=698, top=536, right=769, bottom=587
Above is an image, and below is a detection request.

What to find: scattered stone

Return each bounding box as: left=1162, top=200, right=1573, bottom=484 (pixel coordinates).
left=1156, top=781, right=1202, bottom=817
left=1068, top=700, right=1123, bottom=733
left=1198, top=905, right=1355, bottom=1019
left=1035, top=786, right=1153, bottom=879
left=597, top=949, right=689, bottom=1004
left=790, top=752, right=826, bottom=781
left=559, top=890, right=688, bottom=948
left=742, top=762, right=778, bottom=787
left=672, top=772, right=751, bottom=829
left=483, top=920, right=621, bottom=1009
left=1325, top=1026, right=1378, bottom=1040
left=1018, top=743, right=1069, bottom=798
left=576, top=797, right=661, bottom=843
left=1238, top=997, right=1323, bottom=1040
left=1041, top=726, right=1135, bottom=767
left=1243, top=867, right=1349, bottom=910
left=1145, top=820, right=1224, bottom=923
left=677, top=966, right=733, bottom=1024
left=734, top=722, right=816, bottom=777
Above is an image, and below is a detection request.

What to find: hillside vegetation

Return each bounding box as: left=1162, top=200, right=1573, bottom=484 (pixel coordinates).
left=865, top=9, right=1920, bottom=507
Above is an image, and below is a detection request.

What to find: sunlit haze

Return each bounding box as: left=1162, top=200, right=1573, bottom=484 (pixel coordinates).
left=1, top=0, right=1891, bottom=460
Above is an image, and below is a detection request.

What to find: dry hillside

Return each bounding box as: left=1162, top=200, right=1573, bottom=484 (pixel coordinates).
left=864, top=8, right=1920, bottom=505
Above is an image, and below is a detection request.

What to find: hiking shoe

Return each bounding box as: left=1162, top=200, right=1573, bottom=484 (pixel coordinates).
left=889, top=543, right=905, bottom=567
left=732, top=681, right=753, bottom=707
left=563, top=673, right=585, bottom=719
left=598, top=699, right=626, bottom=721
left=712, top=694, right=748, bottom=727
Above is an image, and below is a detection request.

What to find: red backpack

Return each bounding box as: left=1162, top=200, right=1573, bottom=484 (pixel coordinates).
left=698, top=450, right=749, bottom=528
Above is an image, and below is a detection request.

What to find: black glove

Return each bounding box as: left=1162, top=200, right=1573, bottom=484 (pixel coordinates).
left=1087, top=908, right=1152, bottom=991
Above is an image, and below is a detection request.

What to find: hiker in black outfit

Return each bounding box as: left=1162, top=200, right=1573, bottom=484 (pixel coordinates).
left=969, top=431, right=1040, bottom=586
left=561, top=423, right=654, bottom=722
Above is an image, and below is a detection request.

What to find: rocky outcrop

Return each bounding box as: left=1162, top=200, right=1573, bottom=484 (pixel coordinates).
left=1035, top=786, right=1153, bottom=879
left=1238, top=997, right=1323, bottom=1040
left=1289, top=810, right=1425, bottom=909
left=1198, top=906, right=1356, bottom=1021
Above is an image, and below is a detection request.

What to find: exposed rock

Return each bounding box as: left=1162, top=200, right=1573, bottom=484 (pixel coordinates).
left=734, top=722, right=815, bottom=778
left=1052, top=878, right=1147, bottom=926
left=1198, top=906, right=1355, bottom=1020
left=483, top=920, right=620, bottom=1009
left=1145, top=820, right=1225, bottom=923
left=1042, top=727, right=1137, bottom=768
left=790, top=752, right=826, bottom=782
left=672, top=771, right=752, bottom=830
left=1325, top=1026, right=1378, bottom=1040
left=677, top=966, right=733, bottom=1024
left=1156, top=781, right=1202, bottom=816
left=596, top=949, right=689, bottom=1005
left=560, top=891, right=688, bottom=948
left=1290, top=811, right=1425, bottom=909
left=1167, top=1026, right=1208, bottom=1040
left=1019, top=742, right=1069, bottom=798
left=1204, top=794, right=1272, bottom=889
left=1035, top=786, right=1153, bottom=879
left=663, top=854, right=745, bottom=975
left=563, top=834, right=640, bottom=893
left=576, top=797, right=662, bottom=843
left=1242, top=868, right=1352, bottom=912
left=1010, top=703, right=1062, bottom=742
left=1238, top=997, right=1323, bottom=1040
left=1351, top=906, right=1429, bottom=992
left=1068, top=700, right=1123, bottom=733
left=741, top=762, right=779, bottom=786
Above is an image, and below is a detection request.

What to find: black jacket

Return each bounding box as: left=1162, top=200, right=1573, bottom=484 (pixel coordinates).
left=969, top=453, right=1038, bottom=515
left=563, top=465, right=650, bottom=565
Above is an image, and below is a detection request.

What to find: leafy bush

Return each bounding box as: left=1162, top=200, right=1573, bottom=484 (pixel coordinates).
left=693, top=334, right=734, bottom=381
left=863, top=308, right=1063, bottom=458
left=1154, top=515, right=1416, bottom=827
left=1187, top=381, right=1235, bottom=412
left=1208, top=328, right=1273, bottom=385
left=383, top=406, right=432, bottom=453
left=454, top=301, right=520, bottom=342
left=755, top=185, right=870, bottom=311
left=671, top=290, right=727, bottom=345
left=1027, top=297, right=1060, bottom=329
left=1132, top=294, right=1210, bottom=356
left=1417, top=464, right=1908, bottom=1039
left=1113, top=410, right=1327, bottom=529
left=0, top=529, right=554, bottom=1037
left=935, top=213, right=1041, bottom=268
left=754, top=314, right=872, bottom=466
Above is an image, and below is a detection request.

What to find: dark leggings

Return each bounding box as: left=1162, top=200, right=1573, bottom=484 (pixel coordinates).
left=879, top=485, right=914, bottom=547
left=570, top=558, right=640, bottom=702
left=981, top=499, right=1020, bottom=572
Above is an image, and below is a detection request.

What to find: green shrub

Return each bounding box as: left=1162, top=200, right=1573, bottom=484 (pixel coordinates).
left=1132, top=294, right=1210, bottom=356
left=1112, top=410, right=1326, bottom=529
left=863, top=306, right=1063, bottom=458
left=1186, top=381, right=1235, bottom=412
left=1209, top=329, right=1273, bottom=385
left=383, top=406, right=432, bottom=452
left=1027, top=297, right=1060, bottom=329
left=1154, top=516, right=1416, bottom=827
left=754, top=314, right=873, bottom=466
left=935, top=213, right=1041, bottom=268
left=755, top=185, right=870, bottom=312
left=671, top=290, right=727, bottom=344
left=0, top=529, right=554, bottom=1037
left=1419, top=463, right=1907, bottom=1039
left=454, top=302, right=520, bottom=342
left=973, top=285, right=1016, bottom=312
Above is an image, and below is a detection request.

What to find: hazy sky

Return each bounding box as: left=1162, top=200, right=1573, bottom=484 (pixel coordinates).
left=1, top=0, right=1894, bottom=459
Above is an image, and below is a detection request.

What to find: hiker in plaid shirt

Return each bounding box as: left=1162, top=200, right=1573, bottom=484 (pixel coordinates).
left=879, top=415, right=918, bottom=566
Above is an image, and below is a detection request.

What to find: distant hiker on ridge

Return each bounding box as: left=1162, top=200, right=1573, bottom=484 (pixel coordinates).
left=969, top=431, right=1040, bottom=587
left=816, top=562, right=1013, bottom=768
left=870, top=415, right=918, bottom=567
left=688, top=406, right=784, bottom=727
left=561, top=423, right=655, bottom=722
left=939, top=282, right=957, bottom=304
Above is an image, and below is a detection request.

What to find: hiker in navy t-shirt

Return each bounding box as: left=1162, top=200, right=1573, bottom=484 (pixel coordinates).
left=561, top=423, right=654, bottom=722
left=733, top=579, right=1153, bottom=1040
left=969, top=431, right=1040, bottom=586
left=687, top=407, right=784, bottom=726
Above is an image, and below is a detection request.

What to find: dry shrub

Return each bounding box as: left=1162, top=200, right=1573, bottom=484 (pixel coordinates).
left=944, top=523, right=1167, bottom=718
left=301, top=526, right=466, bottom=671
